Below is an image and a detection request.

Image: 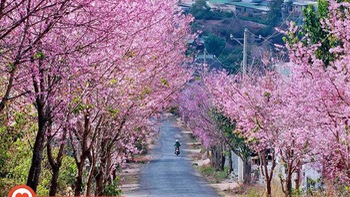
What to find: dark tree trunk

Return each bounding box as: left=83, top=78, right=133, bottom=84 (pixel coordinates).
left=280, top=158, right=297, bottom=197
left=94, top=154, right=107, bottom=195
left=49, top=166, right=60, bottom=196
left=26, top=128, right=45, bottom=191
left=95, top=170, right=104, bottom=196
left=210, top=146, right=218, bottom=170
left=86, top=155, right=95, bottom=196
left=221, top=146, right=225, bottom=171
left=295, top=167, right=301, bottom=192
left=259, top=150, right=276, bottom=197
left=228, top=150, right=233, bottom=174
left=266, top=178, right=272, bottom=197
left=94, top=142, right=113, bottom=196
left=285, top=178, right=292, bottom=197
left=0, top=59, right=17, bottom=113
left=72, top=114, right=91, bottom=196
left=26, top=101, right=46, bottom=192
left=285, top=165, right=293, bottom=197
left=48, top=128, right=67, bottom=196
left=210, top=145, right=224, bottom=171
left=74, top=163, right=84, bottom=196
left=243, top=157, right=251, bottom=184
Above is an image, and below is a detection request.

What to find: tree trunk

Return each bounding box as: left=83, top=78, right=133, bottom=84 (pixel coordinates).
left=96, top=148, right=106, bottom=195
left=210, top=145, right=224, bottom=171
left=286, top=181, right=292, bottom=197
left=94, top=143, right=113, bottom=196
left=95, top=170, right=104, bottom=196
left=266, top=178, right=272, bottom=197
left=294, top=167, right=301, bottom=192
left=221, top=146, right=225, bottom=171
left=228, top=150, right=233, bottom=174
left=48, top=152, right=64, bottom=196
left=26, top=129, right=45, bottom=191
left=285, top=166, right=293, bottom=197
left=74, top=163, right=84, bottom=196
left=243, top=157, right=251, bottom=184
left=48, top=128, right=67, bottom=196
left=49, top=166, right=60, bottom=196
left=259, top=150, right=276, bottom=197
left=74, top=154, right=89, bottom=196
left=72, top=114, right=91, bottom=196
left=26, top=101, right=46, bottom=192
left=210, top=146, right=218, bottom=170
left=86, top=155, right=95, bottom=196
left=0, top=63, right=16, bottom=113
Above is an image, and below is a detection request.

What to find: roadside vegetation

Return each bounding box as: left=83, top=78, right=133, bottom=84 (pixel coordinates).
left=195, top=165, right=229, bottom=184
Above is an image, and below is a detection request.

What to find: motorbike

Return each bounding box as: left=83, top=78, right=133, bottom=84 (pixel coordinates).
left=175, top=147, right=180, bottom=156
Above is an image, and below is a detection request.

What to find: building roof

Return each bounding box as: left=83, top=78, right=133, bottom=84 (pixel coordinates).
left=293, top=1, right=317, bottom=6
left=231, top=2, right=270, bottom=12
left=208, top=0, right=236, bottom=3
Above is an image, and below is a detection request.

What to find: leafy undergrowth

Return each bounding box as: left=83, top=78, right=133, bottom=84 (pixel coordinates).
left=227, top=181, right=283, bottom=197
left=228, top=184, right=265, bottom=197
left=225, top=181, right=350, bottom=197
left=196, top=165, right=228, bottom=184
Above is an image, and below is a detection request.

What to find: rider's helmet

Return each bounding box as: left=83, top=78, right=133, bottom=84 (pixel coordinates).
left=176, top=139, right=178, bottom=142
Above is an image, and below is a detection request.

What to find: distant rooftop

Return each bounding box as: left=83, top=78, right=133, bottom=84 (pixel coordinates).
left=293, top=1, right=317, bottom=6
left=231, top=2, right=270, bottom=12
left=208, top=0, right=237, bottom=3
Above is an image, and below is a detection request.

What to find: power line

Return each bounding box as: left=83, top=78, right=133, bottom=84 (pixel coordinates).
left=199, top=3, right=305, bottom=72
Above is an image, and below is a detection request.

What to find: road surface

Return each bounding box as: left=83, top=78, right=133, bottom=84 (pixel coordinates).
left=125, top=114, right=220, bottom=197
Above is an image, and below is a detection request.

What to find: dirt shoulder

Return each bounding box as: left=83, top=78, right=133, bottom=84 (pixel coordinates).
left=119, top=136, right=158, bottom=193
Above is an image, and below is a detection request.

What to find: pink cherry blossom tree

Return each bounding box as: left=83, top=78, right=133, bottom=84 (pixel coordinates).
left=59, top=1, right=193, bottom=195
left=205, top=72, right=279, bottom=196
left=205, top=70, right=318, bottom=196
left=176, top=2, right=350, bottom=197
left=178, top=74, right=254, bottom=182
left=284, top=0, right=350, bottom=188
left=2, top=0, right=193, bottom=194
left=0, top=0, right=88, bottom=112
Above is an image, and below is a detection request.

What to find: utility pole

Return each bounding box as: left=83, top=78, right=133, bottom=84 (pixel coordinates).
left=243, top=28, right=248, bottom=77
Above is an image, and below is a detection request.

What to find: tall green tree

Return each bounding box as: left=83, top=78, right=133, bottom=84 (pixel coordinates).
left=302, top=0, right=338, bottom=66
left=204, top=34, right=226, bottom=57
left=284, top=0, right=349, bottom=66
left=190, top=0, right=211, bottom=19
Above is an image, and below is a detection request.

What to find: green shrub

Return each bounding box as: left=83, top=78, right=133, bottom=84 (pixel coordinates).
left=199, top=165, right=228, bottom=183
left=104, top=177, right=122, bottom=196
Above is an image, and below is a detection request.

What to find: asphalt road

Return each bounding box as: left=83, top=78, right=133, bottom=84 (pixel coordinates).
left=125, top=115, right=220, bottom=197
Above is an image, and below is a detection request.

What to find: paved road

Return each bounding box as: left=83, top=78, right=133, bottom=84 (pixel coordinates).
left=125, top=115, right=220, bottom=197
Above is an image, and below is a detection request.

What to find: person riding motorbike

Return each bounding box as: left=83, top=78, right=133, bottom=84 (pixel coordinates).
left=174, top=140, right=181, bottom=155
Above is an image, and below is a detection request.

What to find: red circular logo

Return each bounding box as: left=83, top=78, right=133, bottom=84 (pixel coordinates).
left=8, top=185, right=36, bottom=197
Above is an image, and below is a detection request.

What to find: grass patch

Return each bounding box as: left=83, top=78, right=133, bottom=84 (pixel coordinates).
left=229, top=184, right=264, bottom=197
left=196, top=165, right=228, bottom=183
left=228, top=180, right=285, bottom=197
